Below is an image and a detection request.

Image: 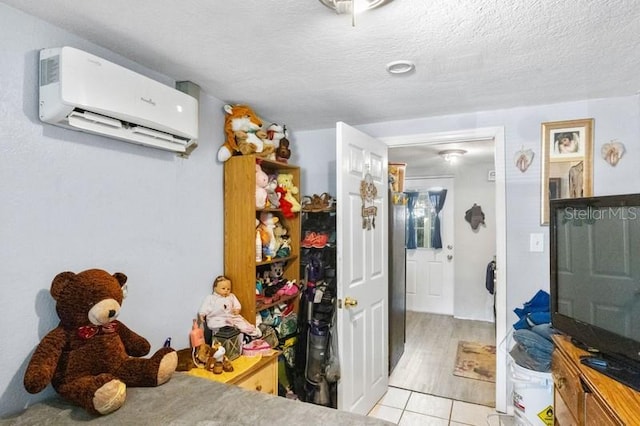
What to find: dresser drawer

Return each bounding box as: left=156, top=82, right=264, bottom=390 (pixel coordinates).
left=585, top=393, right=621, bottom=426
left=235, top=359, right=278, bottom=395
left=554, top=388, right=578, bottom=426
left=552, top=349, right=582, bottom=421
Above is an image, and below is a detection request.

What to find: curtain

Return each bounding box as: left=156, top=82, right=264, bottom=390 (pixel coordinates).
left=405, top=191, right=419, bottom=249
left=428, top=189, right=447, bottom=249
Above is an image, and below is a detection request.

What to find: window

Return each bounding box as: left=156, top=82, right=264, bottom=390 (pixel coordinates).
left=406, top=189, right=447, bottom=249
left=415, top=192, right=435, bottom=248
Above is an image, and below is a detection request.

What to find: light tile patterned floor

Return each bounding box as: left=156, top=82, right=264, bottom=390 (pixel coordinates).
left=368, top=386, right=517, bottom=426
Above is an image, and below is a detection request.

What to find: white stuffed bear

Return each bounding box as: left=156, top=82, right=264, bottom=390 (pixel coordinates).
left=256, top=165, right=269, bottom=209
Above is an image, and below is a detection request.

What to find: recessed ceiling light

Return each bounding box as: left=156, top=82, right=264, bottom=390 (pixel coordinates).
left=386, top=60, right=415, bottom=75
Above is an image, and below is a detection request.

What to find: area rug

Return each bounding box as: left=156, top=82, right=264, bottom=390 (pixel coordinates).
left=453, top=340, right=496, bottom=382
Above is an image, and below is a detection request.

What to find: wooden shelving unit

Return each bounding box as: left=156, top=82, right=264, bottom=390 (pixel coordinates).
left=223, top=155, right=301, bottom=325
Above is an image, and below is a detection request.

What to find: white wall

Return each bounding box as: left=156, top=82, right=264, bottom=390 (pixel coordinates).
left=453, top=160, right=496, bottom=322
left=0, top=5, right=226, bottom=416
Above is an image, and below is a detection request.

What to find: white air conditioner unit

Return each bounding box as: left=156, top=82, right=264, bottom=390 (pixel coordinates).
left=39, top=46, right=198, bottom=154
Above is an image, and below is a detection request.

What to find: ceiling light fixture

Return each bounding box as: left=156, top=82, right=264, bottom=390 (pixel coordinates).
left=319, top=0, right=394, bottom=26
left=439, top=149, right=467, bottom=163
left=386, top=60, right=415, bottom=75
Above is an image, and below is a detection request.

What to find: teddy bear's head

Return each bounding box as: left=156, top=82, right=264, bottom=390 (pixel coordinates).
left=277, top=173, right=296, bottom=192
left=51, top=269, right=127, bottom=327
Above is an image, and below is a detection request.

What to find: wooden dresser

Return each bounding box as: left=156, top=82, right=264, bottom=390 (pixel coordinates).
left=186, top=350, right=279, bottom=396
left=552, top=335, right=640, bottom=425
left=231, top=352, right=279, bottom=395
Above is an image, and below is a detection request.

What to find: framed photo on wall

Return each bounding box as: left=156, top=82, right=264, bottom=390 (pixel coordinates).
left=545, top=119, right=592, bottom=162
left=540, top=118, right=594, bottom=225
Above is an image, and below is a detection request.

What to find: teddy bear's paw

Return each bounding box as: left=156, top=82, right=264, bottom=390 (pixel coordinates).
left=157, top=350, right=178, bottom=385
left=93, top=379, right=126, bottom=415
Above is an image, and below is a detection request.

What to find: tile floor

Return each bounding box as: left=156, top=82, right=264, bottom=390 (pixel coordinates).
left=367, top=386, right=517, bottom=426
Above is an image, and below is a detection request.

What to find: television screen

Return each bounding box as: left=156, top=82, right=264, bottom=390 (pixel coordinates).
left=550, top=194, right=640, bottom=373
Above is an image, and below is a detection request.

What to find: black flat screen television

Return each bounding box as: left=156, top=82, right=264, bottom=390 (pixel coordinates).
left=550, top=194, right=640, bottom=390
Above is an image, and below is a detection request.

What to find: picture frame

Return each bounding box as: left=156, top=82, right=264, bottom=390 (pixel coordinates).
left=545, top=119, right=591, bottom=162
left=548, top=177, right=562, bottom=200
left=540, top=118, right=594, bottom=225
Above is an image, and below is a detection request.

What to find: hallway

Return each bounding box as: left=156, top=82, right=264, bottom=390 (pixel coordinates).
left=388, top=311, right=496, bottom=407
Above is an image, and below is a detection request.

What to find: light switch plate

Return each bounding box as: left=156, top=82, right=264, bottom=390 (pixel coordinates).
left=530, top=233, right=544, bottom=252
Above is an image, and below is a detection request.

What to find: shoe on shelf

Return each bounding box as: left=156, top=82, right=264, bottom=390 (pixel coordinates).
left=311, top=233, right=329, bottom=249
left=319, top=193, right=335, bottom=211
left=301, top=231, right=318, bottom=248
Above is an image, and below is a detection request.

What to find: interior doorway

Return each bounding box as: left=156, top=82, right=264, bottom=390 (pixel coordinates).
left=381, top=127, right=507, bottom=411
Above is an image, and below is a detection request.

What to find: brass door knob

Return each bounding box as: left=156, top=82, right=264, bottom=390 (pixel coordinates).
left=344, top=297, right=358, bottom=308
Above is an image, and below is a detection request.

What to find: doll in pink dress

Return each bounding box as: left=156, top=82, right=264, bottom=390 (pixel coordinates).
left=198, top=275, right=261, bottom=337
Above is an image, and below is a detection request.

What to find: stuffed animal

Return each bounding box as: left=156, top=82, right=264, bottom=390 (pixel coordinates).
left=217, top=104, right=276, bottom=162
left=256, top=164, right=269, bottom=209
left=265, top=123, right=288, bottom=162
left=273, top=221, right=291, bottom=258
left=257, top=212, right=278, bottom=260
left=265, top=175, right=280, bottom=208
left=23, top=269, right=178, bottom=415
left=195, top=342, right=233, bottom=374
left=267, top=123, right=290, bottom=163
left=276, top=173, right=301, bottom=216
left=276, top=137, right=291, bottom=163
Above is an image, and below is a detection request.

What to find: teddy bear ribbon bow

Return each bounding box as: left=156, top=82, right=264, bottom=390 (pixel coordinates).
left=77, top=322, right=117, bottom=339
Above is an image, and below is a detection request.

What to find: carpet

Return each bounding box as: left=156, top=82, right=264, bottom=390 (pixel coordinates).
left=453, top=340, right=496, bottom=382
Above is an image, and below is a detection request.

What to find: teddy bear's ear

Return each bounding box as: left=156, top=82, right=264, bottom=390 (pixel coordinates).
left=51, top=272, right=75, bottom=301
left=113, top=272, right=127, bottom=287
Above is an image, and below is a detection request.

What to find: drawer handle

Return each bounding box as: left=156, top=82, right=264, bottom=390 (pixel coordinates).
left=256, top=385, right=262, bottom=391
left=556, top=377, right=566, bottom=389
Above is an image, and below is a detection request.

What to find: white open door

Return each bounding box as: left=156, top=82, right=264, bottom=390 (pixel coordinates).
left=336, top=122, right=389, bottom=414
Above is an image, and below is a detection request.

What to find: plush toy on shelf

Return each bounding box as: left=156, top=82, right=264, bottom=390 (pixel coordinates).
left=257, top=212, right=278, bottom=260
left=265, top=123, right=290, bottom=163
left=276, top=173, right=301, bottom=218
left=255, top=164, right=269, bottom=209
left=217, top=104, right=276, bottom=162
left=23, top=269, right=178, bottom=416
left=265, top=175, right=280, bottom=209
left=273, top=220, right=291, bottom=258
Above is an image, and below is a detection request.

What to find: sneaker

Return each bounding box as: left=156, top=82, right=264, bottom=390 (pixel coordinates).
left=301, top=231, right=318, bottom=248
left=312, top=233, right=329, bottom=249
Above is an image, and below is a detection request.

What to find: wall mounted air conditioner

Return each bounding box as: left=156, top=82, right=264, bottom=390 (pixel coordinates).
left=39, top=46, right=198, bottom=154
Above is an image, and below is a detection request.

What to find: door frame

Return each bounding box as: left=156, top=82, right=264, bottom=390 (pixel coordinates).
left=381, top=126, right=508, bottom=413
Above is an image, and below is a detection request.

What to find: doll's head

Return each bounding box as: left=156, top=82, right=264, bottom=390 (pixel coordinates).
left=213, top=275, right=232, bottom=297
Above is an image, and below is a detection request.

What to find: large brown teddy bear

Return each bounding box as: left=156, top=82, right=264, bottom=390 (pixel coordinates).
left=23, top=269, right=178, bottom=415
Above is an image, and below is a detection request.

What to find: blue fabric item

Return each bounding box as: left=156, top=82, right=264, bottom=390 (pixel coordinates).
left=513, top=329, right=554, bottom=361
left=428, top=189, right=447, bottom=249
left=531, top=323, right=559, bottom=341
left=526, top=312, right=551, bottom=327
left=406, top=192, right=419, bottom=249
left=513, top=290, right=550, bottom=318
left=510, top=343, right=551, bottom=372
left=512, top=313, right=551, bottom=330
left=485, top=260, right=495, bottom=295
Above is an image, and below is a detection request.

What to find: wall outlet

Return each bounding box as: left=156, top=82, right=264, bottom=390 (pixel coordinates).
left=530, top=233, right=544, bottom=252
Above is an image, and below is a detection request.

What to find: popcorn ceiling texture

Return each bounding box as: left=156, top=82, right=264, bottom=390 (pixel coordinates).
left=3, top=0, right=639, bottom=130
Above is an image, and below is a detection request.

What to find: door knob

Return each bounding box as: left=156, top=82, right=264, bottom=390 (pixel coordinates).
left=447, top=255, right=453, bottom=260
left=344, top=297, right=358, bottom=308
left=447, top=245, right=453, bottom=250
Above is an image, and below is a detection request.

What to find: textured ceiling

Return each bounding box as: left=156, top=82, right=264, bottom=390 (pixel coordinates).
left=3, top=0, right=640, bottom=132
